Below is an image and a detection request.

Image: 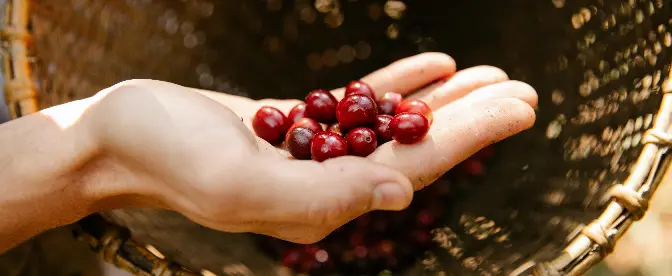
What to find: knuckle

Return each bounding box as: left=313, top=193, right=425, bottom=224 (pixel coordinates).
left=506, top=80, right=539, bottom=102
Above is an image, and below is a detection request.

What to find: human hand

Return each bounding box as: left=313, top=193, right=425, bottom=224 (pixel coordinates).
left=80, top=53, right=537, bottom=244
left=201, top=52, right=538, bottom=189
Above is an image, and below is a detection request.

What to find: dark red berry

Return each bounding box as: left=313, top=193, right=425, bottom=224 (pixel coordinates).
left=376, top=240, right=395, bottom=256
left=327, top=123, right=344, bottom=136
left=252, top=106, right=289, bottom=145
left=305, top=89, right=338, bottom=123
left=287, top=127, right=317, bottom=160
left=462, top=159, right=484, bottom=175
left=288, top=117, right=322, bottom=134
left=373, top=115, right=393, bottom=143
left=345, top=127, right=377, bottom=157
left=288, top=102, right=307, bottom=123
left=416, top=209, right=436, bottom=226
left=336, top=94, right=378, bottom=129
left=389, top=113, right=430, bottom=144
left=395, top=99, right=433, bottom=124
left=311, top=132, right=348, bottom=162
left=282, top=248, right=302, bottom=267
left=377, top=92, right=403, bottom=115
left=344, top=80, right=375, bottom=99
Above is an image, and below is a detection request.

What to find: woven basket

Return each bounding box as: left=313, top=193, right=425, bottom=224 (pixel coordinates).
left=3, top=0, right=672, bottom=275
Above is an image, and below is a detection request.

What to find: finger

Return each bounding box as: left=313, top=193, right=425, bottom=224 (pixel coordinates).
left=243, top=156, right=414, bottom=226
left=453, top=80, right=539, bottom=108
left=407, top=65, right=510, bottom=109
left=332, top=52, right=457, bottom=100
left=368, top=98, right=536, bottom=190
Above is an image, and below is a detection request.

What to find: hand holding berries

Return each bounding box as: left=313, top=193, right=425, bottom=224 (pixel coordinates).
left=252, top=80, right=433, bottom=161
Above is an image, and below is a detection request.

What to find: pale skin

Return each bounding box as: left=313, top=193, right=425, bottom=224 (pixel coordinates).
left=0, top=53, right=537, bottom=253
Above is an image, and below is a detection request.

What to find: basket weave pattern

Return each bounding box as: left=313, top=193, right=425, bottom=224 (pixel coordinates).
left=3, top=0, right=672, bottom=275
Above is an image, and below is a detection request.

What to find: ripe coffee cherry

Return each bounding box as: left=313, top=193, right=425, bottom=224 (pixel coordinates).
left=345, top=127, right=377, bottom=157
left=344, top=80, right=375, bottom=99
left=327, top=123, right=344, bottom=136
left=373, top=115, right=393, bottom=143
left=336, top=94, right=378, bottom=129
left=288, top=102, right=307, bottom=123
left=390, top=113, right=430, bottom=144
left=253, top=106, right=289, bottom=145
left=287, top=127, right=317, bottom=160
left=305, top=89, right=338, bottom=123
left=311, top=132, right=348, bottom=162
left=288, top=118, right=323, bottom=134
left=395, top=99, right=433, bottom=124
left=377, top=92, right=403, bottom=115
left=462, top=159, right=484, bottom=175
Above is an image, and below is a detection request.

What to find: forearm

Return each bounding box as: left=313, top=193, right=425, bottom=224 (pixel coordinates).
left=0, top=98, right=101, bottom=253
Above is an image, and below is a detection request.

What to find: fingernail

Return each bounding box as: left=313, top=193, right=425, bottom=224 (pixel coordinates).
left=372, top=183, right=409, bottom=211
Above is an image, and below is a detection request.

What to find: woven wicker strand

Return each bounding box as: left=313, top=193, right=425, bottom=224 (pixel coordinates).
left=3, top=0, right=672, bottom=275
left=528, top=78, right=672, bottom=276
left=1, top=0, right=36, bottom=118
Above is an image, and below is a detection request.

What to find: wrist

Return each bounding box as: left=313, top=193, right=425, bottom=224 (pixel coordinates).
left=74, top=93, right=170, bottom=213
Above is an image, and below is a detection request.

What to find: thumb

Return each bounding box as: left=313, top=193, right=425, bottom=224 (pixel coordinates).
left=251, top=156, right=414, bottom=226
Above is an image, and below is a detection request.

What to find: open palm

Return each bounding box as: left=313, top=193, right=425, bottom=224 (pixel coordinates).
left=202, top=53, right=538, bottom=191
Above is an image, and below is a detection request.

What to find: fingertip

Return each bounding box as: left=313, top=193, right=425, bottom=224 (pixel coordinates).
left=498, top=81, right=539, bottom=109
left=477, top=97, right=537, bottom=137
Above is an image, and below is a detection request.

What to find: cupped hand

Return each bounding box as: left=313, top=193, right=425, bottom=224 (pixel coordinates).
left=202, top=52, right=538, bottom=189
left=84, top=53, right=537, bottom=244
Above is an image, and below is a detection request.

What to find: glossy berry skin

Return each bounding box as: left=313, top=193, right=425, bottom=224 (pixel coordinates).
left=288, top=118, right=322, bottom=134
left=344, top=80, right=375, bottom=99
left=286, top=127, right=317, bottom=160
left=252, top=106, right=289, bottom=145
left=390, top=113, right=430, bottom=144
left=336, top=94, right=378, bottom=129
left=395, top=99, right=433, bottom=124
left=377, top=92, right=403, bottom=115
left=311, top=132, right=348, bottom=162
left=327, top=123, right=344, bottom=136
left=304, top=89, right=338, bottom=123
left=288, top=102, right=307, bottom=123
left=373, top=115, right=393, bottom=143
left=345, top=127, right=378, bottom=157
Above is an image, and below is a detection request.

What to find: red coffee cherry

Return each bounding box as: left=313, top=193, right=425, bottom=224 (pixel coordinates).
left=288, top=117, right=323, bottom=134
left=288, top=102, right=307, bottom=123
left=389, top=113, right=430, bottom=144
left=395, top=99, right=433, bottom=124
left=344, top=127, right=378, bottom=157
left=336, top=94, right=378, bottom=129
left=305, top=89, right=338, bottom=123
left=373, top=115, right=393, bottom=143
left=326, top=123, right=344, bottom=136
left=311, top=132, right=348, bottom=162
left=344, top=80, right=375, bottom=99
left=252, top=106, right=289, bottom=145
left=287, top=127, right=317, bottom=160
left=377, top=92, right=403, bottom=115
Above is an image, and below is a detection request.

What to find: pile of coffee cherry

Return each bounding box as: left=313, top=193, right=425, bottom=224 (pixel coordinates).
left=250, top=81, right=498, bottom=275
left=252, top=80, right=432, bottom=161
